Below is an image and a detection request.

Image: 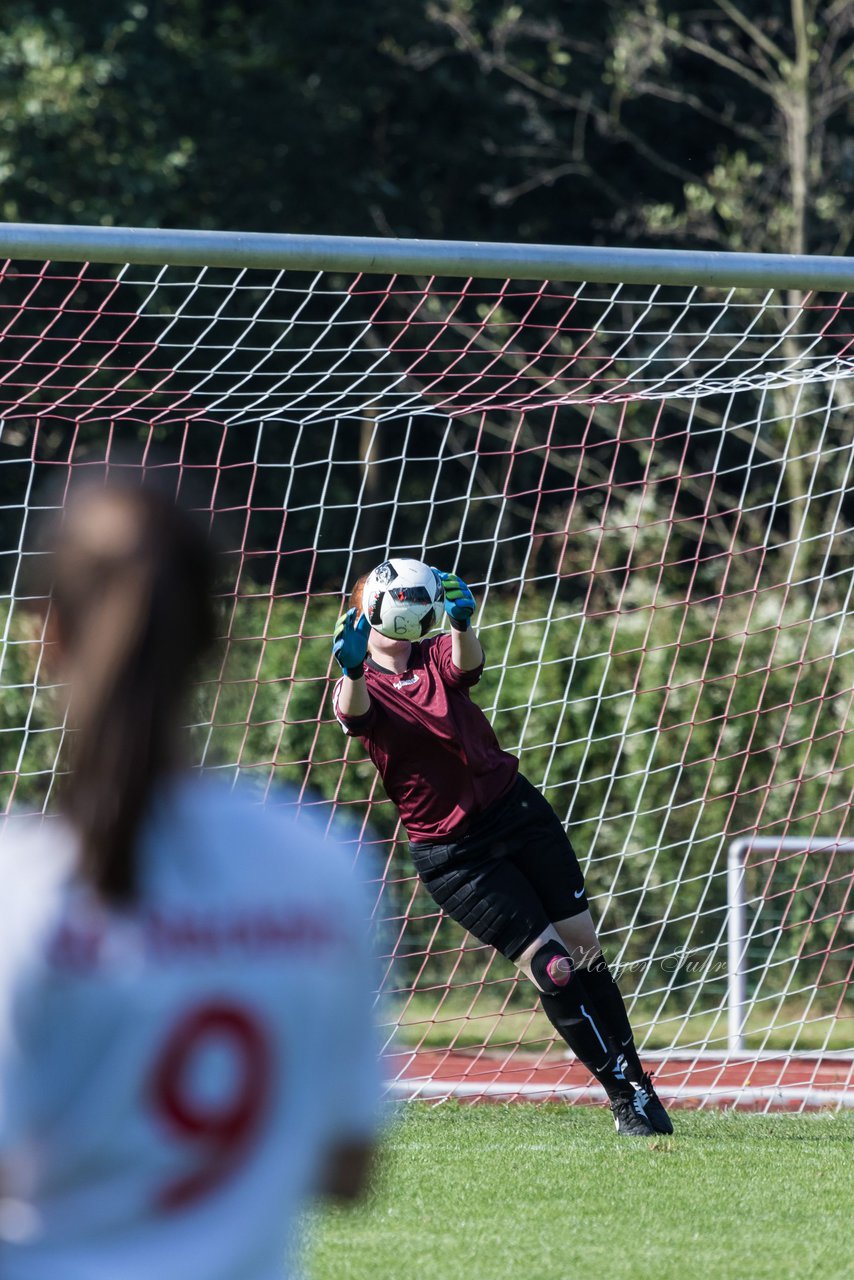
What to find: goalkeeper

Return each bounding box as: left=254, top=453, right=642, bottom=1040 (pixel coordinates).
left=332, top=565, right=672, bottom=1137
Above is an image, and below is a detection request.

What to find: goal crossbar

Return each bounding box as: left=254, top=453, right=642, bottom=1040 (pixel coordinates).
left=2, top=221, right=854, bottom=289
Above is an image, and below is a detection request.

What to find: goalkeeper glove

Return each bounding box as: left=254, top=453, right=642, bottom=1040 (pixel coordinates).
left=433, top=570, right=476, bottom=631
left=332, top=608, right=371, bottom=677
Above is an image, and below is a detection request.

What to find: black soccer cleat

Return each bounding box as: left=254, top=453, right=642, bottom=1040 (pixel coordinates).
left=610, top=1095, right=656, bottom=1137
left=631, top=1073, right=673, bottom=1135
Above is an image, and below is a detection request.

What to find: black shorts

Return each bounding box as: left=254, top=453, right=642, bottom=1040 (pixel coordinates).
left=408, top=773, right=588, bottom=963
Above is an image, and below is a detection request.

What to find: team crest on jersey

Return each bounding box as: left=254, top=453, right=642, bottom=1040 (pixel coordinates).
left=393, top=673, right=420, bottom=690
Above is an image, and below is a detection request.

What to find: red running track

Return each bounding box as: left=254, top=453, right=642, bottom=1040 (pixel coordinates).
left=386, top=1049, right=854, bottom=1111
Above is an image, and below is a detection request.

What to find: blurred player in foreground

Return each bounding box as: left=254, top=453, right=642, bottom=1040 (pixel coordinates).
left=332, top=559, right=672, bottom=1138
left=0, top=477, right=381, bottom=1279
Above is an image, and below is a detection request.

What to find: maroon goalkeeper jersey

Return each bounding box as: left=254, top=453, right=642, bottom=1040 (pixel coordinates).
left=332, top=633, right=518, bottom=841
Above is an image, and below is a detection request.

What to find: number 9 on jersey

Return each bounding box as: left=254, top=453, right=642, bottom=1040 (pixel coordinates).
left=149, top=1000, right=272, bottom=1211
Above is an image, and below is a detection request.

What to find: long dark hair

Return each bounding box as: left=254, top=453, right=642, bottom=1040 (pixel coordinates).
left=45, top=478, right=216, bottom=905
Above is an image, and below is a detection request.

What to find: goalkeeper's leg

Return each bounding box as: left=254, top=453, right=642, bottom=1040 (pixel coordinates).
left=550, top=911, right=645, bottom=1077
left=415, top=842, right=654, bottom=1134
left=547, top=913, right=673, bottom=1136
left=411, top=784, right=670, bottom=1134
left=516, top=930, right=655, bottom=1136
left=504, top=779, right=673, bottom=1134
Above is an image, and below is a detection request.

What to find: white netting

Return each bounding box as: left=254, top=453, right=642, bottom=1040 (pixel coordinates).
left=1, top=251, right=852, bottom=1110
left=1, top=263, right=852, bottom=423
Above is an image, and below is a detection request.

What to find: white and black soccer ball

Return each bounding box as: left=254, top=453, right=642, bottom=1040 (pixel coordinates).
left=363, top=558, right=444, bottom=641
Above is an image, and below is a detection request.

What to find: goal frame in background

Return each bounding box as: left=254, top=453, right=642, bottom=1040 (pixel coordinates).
left=727, top=837, right=854, bottom=1053
left=1, top=221, right=853, bottom=1112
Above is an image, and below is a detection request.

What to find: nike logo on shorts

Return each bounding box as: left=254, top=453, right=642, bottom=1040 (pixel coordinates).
left=574, top=888, right=586, bottom=899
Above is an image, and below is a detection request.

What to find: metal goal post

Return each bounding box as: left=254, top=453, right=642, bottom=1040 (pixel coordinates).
left=726, top=837, right=854, bottom=1054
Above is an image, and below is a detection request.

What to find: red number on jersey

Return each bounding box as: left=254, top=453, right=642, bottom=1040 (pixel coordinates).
left=149, top=1001, right=272, bottom=1211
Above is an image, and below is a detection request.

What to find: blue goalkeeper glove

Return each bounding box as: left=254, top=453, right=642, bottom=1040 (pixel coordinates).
left=332, top=608, right=371, bottom=676
left=433, top=570, right=476, bottom=631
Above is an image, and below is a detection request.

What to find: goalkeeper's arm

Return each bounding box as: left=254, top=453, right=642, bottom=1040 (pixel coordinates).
left=333, top=608, right=371, bottom=718
left=434, top=571, right=483, bottom=672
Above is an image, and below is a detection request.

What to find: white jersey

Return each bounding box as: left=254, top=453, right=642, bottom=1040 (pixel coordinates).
left=0, top=778, right=382, bottom=1280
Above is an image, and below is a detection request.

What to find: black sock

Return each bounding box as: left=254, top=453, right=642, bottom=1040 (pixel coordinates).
left=539, top=987, right=631, bottom=1102
left=579, top=953, right=645, bottom=1083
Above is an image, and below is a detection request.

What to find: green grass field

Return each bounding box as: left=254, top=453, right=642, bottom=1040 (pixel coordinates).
left=307, top=1104, right=853, bottom=1280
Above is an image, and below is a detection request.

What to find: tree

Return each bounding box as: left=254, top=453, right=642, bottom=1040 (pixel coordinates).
left=418, top=1, right=854, bottom=255
left=0, top=0, right=524, bottom=240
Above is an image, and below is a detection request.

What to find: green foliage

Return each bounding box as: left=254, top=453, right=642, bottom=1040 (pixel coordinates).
left=0, top=601, right=62, bottom=813
left=0, top=0, right=520, bottom=240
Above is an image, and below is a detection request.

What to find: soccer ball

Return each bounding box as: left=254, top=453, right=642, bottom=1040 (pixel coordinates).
left=363, top=558, right=444, bottom=640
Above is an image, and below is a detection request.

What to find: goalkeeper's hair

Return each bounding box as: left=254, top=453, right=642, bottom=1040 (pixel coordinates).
left=349, top=573, right=369, bottom=613
left=43, top=475, right=216, bottom=906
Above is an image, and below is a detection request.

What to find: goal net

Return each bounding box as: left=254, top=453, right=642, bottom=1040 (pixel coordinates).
left=1, top=231, right=852, bottom=1112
